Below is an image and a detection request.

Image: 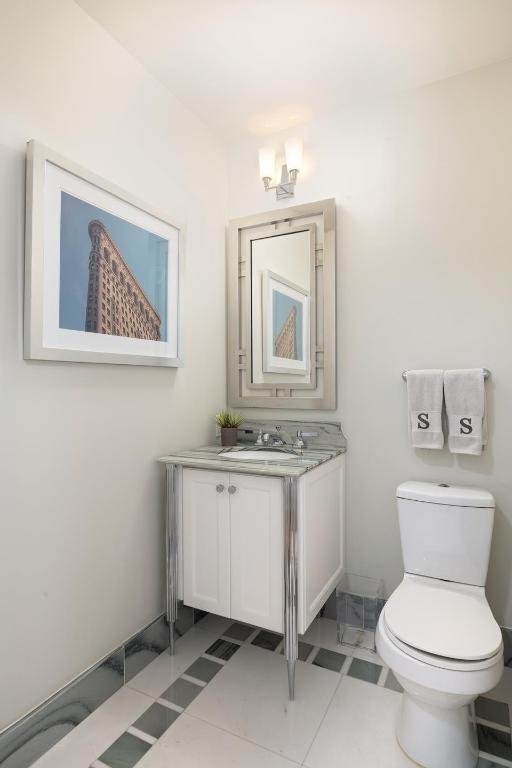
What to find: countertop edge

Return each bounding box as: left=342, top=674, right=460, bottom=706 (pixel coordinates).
left=156, top=446, right=346, bottom=478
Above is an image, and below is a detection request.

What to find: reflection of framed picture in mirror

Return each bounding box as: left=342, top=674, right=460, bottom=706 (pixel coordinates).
left=262, top=271, right=310, bottom=375
left=250, top=226, right=314, bottom=387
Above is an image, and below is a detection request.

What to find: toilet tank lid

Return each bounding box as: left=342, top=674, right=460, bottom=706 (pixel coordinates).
left=397, top=481, right=494, bottom=508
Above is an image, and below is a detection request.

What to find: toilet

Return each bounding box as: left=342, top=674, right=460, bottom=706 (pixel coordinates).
left=376, top=481, right=503, bottom=768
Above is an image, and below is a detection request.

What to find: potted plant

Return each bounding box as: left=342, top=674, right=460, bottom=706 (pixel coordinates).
left=215, top=410, right=243, bottom=447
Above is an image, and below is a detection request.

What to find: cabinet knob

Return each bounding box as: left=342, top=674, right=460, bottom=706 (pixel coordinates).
left=216, top=484, right=225, bottom=493
left=228, top=485, right=237, bottom=494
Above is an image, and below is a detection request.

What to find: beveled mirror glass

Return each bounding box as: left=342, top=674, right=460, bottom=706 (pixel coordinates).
left=228, top=199, right=336, bottom=409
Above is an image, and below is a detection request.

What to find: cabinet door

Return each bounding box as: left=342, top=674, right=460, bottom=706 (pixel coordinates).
left=182, top=468, right=230, bottom=616
left=229, top=473, right=283, bottom=632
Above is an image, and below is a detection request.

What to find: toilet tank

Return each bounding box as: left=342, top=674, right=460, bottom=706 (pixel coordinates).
left=397, top=481, right=495, bottom=587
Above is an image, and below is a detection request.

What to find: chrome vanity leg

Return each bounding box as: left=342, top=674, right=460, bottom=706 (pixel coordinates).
left=166, top=463, right=178, bottom=655
left=283, top=476, right=298, bottom=701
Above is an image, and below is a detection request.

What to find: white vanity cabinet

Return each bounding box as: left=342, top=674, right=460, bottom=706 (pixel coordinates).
left=180, top=454, right=345, bottom=636
left=182, top=469, right=283, bottom=631
left=181, top=469, right=231, bottom=617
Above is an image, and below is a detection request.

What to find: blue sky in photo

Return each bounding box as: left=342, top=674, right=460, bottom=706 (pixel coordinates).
left=59, top=191, right=168, bottom=340
left=272, top=289, right=303, bottom=360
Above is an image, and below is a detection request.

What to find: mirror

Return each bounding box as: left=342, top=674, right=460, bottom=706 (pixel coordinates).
left=250, top=229, right=313, bottom=384
left=228, top=198, right=336, bottom=410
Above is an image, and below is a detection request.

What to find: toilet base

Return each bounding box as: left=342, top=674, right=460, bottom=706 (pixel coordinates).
left=397, top=692, right=478, bottom=768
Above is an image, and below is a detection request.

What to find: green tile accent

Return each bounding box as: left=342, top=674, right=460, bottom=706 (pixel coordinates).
left=475, top=697, right=510, bottom=728
left=296, top=641, right=314, bottom=661
left=224, top=623, right=254, bottom=641
left=205, top=638, right=240, bottom=661
left=384, top=670, right=403, bottom=693
left=161, top=677, right=202, bottom=709
left=477, top=724, right=512, bottom=761
left=251, top=630, right=282, bottom=651
left=99, top=732, right=151, bottom=768
left=280, top=641, right=314, bottom=661
left=184, top=657, right=223, bottom=683
left=132, top=702, right=179, bottom=740
left=347, top=657, right=382, bottom=684
left=312, top=648, right=346, bottom=672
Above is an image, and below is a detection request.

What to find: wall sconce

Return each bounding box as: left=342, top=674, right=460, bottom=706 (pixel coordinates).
left=258, top=138, right=303, bottom=200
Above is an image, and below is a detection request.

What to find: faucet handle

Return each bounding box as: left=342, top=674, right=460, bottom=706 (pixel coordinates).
left=294, top=429, right=305, bottom=449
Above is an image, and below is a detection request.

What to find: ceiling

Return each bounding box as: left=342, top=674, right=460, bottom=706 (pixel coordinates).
left=76, top=0, right=512, bottom=140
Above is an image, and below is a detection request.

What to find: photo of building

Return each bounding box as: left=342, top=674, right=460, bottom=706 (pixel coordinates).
left=274, top=305, right=297, bottom=360
left=85, top=220, right=161, bottom=340
left=58, top=190, right=169, bottom=345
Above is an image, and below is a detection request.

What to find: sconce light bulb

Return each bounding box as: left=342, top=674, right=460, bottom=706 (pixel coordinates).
left=258, top=146, right=276, bottom=181
left=285, top=137, right=303, bottom=173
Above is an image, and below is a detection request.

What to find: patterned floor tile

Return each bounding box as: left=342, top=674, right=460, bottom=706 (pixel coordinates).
left=184, top=657, right=223, bottom=683
left=98, top=732, right=151, bottom=768
left=125, top=626, right=217, bottom=701
left=297, top=641, right=315, bottom=661
left=187, top=643, right=339, bottom=764
left=280, top=641, right=315, bottom=661
left=312, top=648, right=347, bottom=673
left=161, top=678, right=203, bottom=709
left=251, top=630, right=282, bottom=651
left=476, top=697, right=511, bottom=728
left=347, top=657, right=382, bottom=684
left=132, top=703, right=179, bottom=740
left=384, top=670, right=403, bottom=693
left=304, top=675, right=414, bottom=768
left=143, top=712, right=304, bottom=767
left=224, top=623, right=255, bottom=642
left=477, top=724, right=512, bottom=761
left=205, top=638, right=241, bottom=661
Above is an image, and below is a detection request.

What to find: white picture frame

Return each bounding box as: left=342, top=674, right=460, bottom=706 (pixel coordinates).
left=24, top=140, right=185, bottom=367
left=262, top=270, right=310, bottom=376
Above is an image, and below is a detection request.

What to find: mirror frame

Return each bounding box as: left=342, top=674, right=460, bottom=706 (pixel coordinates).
left=227, top=198, right=336, bottom=410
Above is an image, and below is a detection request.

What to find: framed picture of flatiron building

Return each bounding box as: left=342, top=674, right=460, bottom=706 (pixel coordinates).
left=24, top=140, right=184, bottom=367
left=262, top=270, right=310, bottom=376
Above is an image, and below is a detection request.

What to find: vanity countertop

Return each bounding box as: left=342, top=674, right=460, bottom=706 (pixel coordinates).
left=157, top=444, right=346, bottom=477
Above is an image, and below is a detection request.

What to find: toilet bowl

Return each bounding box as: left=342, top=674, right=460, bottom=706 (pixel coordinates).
left=378, top=481, right=503, bottom=768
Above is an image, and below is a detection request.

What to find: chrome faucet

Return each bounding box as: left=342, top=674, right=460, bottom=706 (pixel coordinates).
left=293, top=430, right=305, bottom=450
left=263, top=425, right=290, bottom=446
left=261, top=430, right=285, bottom=447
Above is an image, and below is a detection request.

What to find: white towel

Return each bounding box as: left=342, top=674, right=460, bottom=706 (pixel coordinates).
left=444, top=369, right=486, bottom=455
left=406, top=369, right=444, bottom=449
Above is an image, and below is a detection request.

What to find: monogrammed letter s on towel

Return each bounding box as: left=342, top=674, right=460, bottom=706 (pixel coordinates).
left=444, top=369, right=486, bottom=455
left=407, top=369, right=444, bottom=449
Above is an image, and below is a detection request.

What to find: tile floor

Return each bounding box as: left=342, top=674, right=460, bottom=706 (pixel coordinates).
left=29, top=615, right=512, bottom=768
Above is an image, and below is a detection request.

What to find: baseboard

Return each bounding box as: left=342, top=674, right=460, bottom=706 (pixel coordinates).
left=0, top=603, right=201, bottom=768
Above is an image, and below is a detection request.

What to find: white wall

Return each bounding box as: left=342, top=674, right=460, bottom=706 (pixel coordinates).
left=228, top=60, right=512, bottom=628
left=0, top=0, right=226, bottom=730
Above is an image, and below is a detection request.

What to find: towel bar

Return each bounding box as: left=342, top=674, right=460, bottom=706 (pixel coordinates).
left=402, top=369, right=490, bottom=381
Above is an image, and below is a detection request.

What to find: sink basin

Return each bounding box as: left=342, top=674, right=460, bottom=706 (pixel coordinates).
left=223, top=449, right=296, bottom=462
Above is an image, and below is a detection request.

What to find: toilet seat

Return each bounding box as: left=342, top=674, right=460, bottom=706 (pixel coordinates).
left=377, top=614, right=503, bottom=697
left=384, top=574, right=502, bottom=662
left=383, top=616, right=502, bottom=672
